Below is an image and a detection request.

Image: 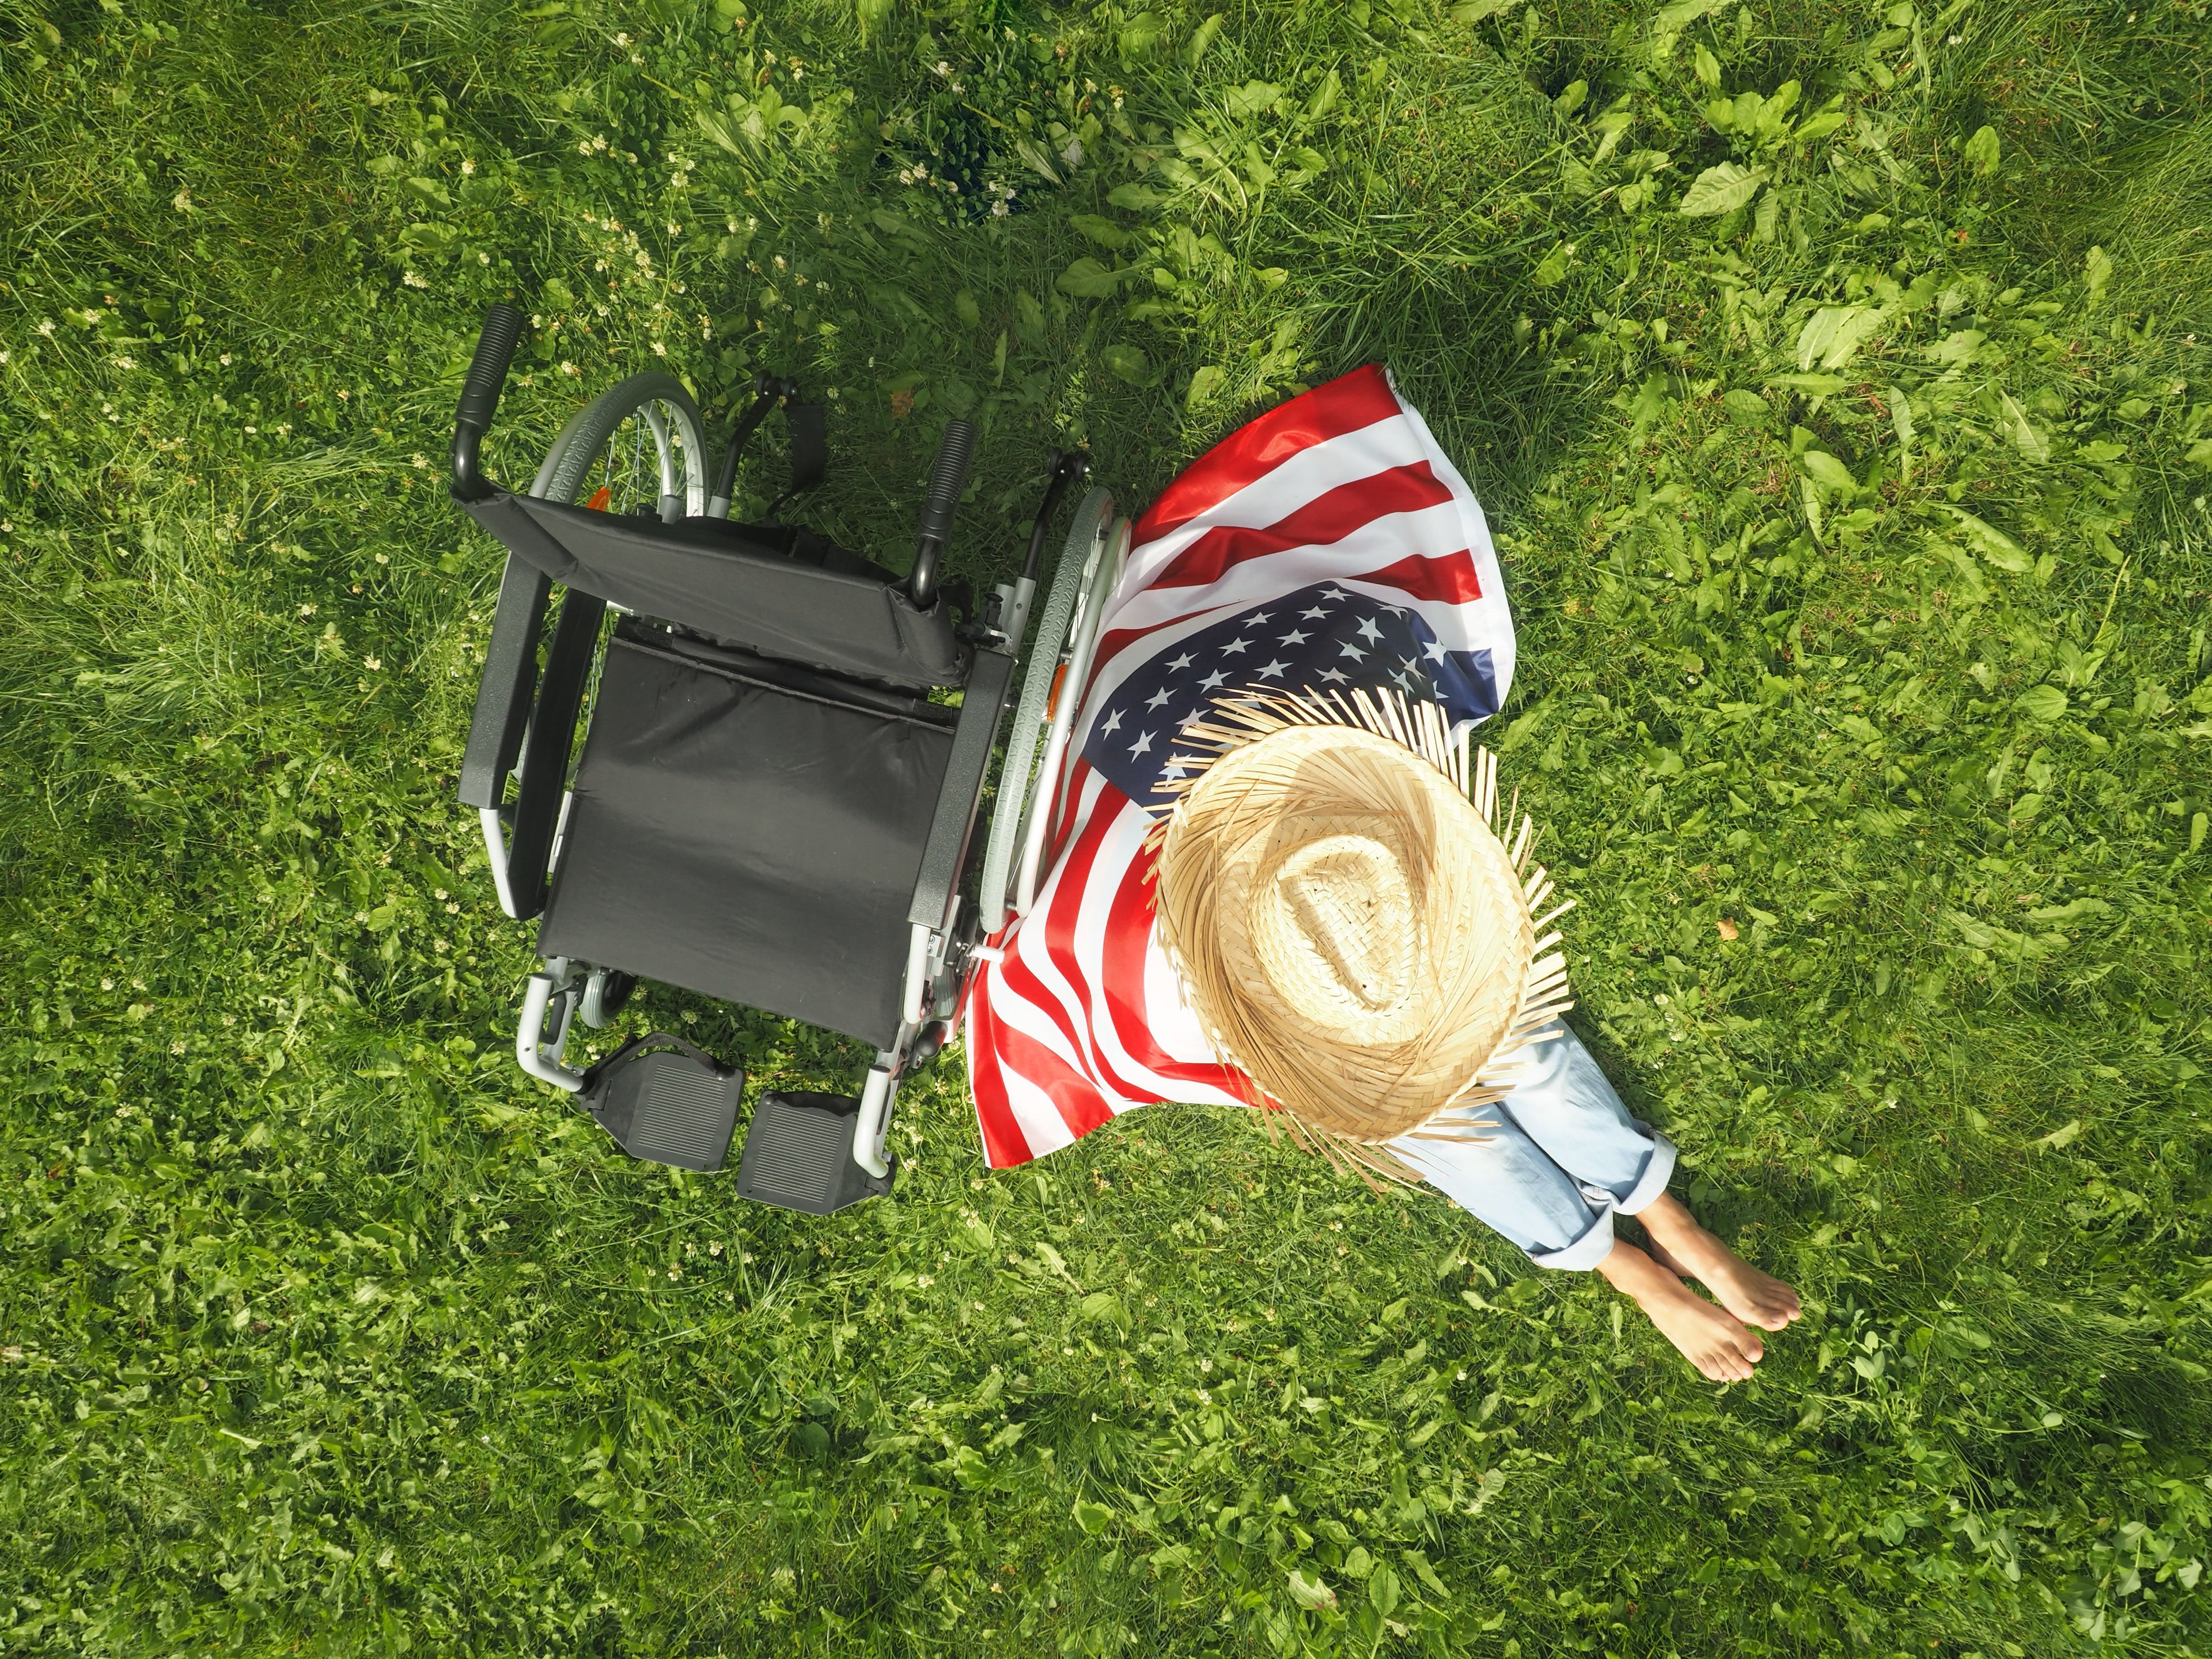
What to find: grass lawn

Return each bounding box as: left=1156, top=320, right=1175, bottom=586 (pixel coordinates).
left=5, top=0, right=2212, bottom=1652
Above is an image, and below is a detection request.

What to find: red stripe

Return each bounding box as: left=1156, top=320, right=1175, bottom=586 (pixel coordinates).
left=1350, top=546, right=1484, bottom=605
left=968, top=982, right=1106, bottom=1176
left=1094, top=838, right=1255, bottom=1099
left=1004, top=786, right=1187, bottom=1113
left=1131, top=366, right=1402, bottom=546
left=1152, top=461, right=1452, bottom=590
left=996, top=786, right=1118, bottom=1081
left=1043, top=756, right=1097, bottom=873
left=964, top=976, right=1038, bottom=1168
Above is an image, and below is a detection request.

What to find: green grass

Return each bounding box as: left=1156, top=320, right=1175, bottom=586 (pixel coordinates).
left=4, top=0, right=2212, bottom=1652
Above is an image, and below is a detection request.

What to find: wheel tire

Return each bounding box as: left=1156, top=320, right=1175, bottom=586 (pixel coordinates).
left=529, top=372, right=709, bottom=520
left=579, top=967, right=637, bottom=1029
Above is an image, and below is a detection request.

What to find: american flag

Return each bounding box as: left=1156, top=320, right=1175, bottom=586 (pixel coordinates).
left=963, top=365, right=1518, bottom=1168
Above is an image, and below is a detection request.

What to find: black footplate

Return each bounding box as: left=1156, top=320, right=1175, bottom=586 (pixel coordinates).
left=582, top=1035, right=744, bottom=1172
left=737, top=1091, right=895, bottom=1215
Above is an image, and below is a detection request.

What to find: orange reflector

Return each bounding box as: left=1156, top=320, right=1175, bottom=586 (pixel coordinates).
left=1044, top=663, right=1068, bottom=721
left=585, top=485, right=612, bottom=512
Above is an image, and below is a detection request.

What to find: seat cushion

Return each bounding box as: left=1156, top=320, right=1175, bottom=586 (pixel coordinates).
left=536, top=630, right=955, bottom=1047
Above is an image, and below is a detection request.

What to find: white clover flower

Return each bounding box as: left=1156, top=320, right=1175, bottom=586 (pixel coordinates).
left=934, top=59, right=950, bottom=75
left=461, top=158, right=476, bottom=175
left=403, top=269, right=429, bottom=288
left=613, top=29, right=629, bottom=44
left=35, top=319, right=54, bottom=336
left=364, top=656, right=382, bottom=670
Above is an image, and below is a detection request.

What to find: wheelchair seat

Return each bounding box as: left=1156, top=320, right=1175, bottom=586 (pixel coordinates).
left=536, top=619, right=956, bottom=1049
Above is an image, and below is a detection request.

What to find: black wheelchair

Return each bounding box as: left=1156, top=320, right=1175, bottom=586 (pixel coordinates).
left=445, top=304, right=1130, bottom=1213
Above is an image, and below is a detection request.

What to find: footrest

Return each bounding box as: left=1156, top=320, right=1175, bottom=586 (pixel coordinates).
left=736, top=1091, right=895, bottom=1215
left=585, top=1039, right=744, bottom=1172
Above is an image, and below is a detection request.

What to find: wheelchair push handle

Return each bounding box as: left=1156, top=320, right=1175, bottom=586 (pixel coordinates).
left=907, top=417, right=976, bottom=609
left=450, top=301, right=526, bottom=501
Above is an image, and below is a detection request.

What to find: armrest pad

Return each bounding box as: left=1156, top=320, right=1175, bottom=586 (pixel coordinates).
left=504, top=589, right=607, bottom=919
left=908, top=649, right=1014, bottom=931
left=459, top=554, right=552, bottom=810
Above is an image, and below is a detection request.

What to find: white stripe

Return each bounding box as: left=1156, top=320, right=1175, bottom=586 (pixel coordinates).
left=1113, top=417, right=1436, bottom=593
left=994, top=1059, right=1081, bottom=1161
left=1073, top=502, right=1513, bottom=752
left=1063, top=798, right=1250, bottom=1109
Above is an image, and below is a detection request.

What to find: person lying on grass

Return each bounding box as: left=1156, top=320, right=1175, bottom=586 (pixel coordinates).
left=961, top=366, right=1800, bottom=1381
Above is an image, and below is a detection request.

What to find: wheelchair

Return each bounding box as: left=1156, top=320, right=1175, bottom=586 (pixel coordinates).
left=445, top=303, right=1128, bottom=1213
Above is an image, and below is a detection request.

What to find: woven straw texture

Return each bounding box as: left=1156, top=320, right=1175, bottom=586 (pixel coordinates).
left=1151, top=688, right=1575, bottom=1183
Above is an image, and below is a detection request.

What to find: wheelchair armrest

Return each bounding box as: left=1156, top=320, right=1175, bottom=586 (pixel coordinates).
left=459, top=553, right=552, bottom=812
left=907, top=646, right=1016, bottom=934
left=503, top=589, right=608, bottom=920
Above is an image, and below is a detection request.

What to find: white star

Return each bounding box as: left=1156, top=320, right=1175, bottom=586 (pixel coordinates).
left=1277, top=629, right=1310, bottom=646
left=1257, top=659, right=1289, bottom=679
left=1248, top=611, right=1271, bottom=624
left=1321, top=586, right=1348, bottom=601
left=1339, top=642, right=1367, bottom=662
left=1220, top=637, right=1251, bottom=655
left=1319, top=667, right=1350, bottom=684
left=1145, top=687, right=1174, bottom=710
left=1100, top=708, right=1123, bottom=736
left=1423, top=639, right=1446, bottom=662
left=1164, top=652, right=1195, bottom=672
left=1198, top=669, right=1230, bottom=691
left=1355, top=616, right=1384, bottom=644
left=1162, top=762, right=1187, bottom=779
left=1130, top=732, right=1153, bottom=757
left=1300, top=604, right=1329, bottom=620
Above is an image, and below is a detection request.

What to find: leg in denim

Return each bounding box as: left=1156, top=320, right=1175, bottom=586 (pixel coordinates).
left=1388, top=1022, right=1674, bottom=1270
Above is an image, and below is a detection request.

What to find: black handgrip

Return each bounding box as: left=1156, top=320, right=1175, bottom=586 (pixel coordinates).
left=456, top=302, right=525, bottom=435
left=916, top=418, right=976, bottom=550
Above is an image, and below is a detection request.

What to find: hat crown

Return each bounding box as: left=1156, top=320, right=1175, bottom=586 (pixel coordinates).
left=1253, top=831, right=1421, bottom=1036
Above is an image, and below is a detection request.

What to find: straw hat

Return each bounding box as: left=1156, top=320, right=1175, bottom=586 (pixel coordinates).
left=1151, top=687, right=1574, bottom=1190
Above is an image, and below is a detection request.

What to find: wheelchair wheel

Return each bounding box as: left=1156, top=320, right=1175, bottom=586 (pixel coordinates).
left=530, top=372, right=708, bottom=522
left=578, top=965, right=635, bottom=1029
left=976, top=486, right=1118, bottom=933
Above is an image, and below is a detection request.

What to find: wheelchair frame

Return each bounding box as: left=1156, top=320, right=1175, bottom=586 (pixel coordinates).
left=445, top=304, right=1128, bottom=1206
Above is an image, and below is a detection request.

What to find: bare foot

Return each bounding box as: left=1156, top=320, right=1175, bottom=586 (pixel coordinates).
left=1597, top=1240, right=1765, bottom=1382
left=1636, top=1192, right=1802, bottom=1333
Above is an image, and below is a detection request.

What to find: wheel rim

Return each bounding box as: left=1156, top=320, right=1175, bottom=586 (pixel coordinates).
left=532, top=374, right=709, bottom=521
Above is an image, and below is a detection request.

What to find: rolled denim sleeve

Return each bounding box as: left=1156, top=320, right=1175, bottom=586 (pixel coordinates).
left=1390, top=1023, right=1674, bottom=1270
